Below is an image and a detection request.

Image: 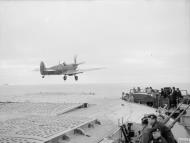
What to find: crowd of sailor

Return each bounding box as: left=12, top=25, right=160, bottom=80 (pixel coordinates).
left=160, top=87, right=183, bottom=109
left=122, top=87, right=185, bottom=109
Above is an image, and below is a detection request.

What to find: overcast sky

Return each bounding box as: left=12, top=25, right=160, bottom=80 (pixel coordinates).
left=0, top=0, right=189, bottom=85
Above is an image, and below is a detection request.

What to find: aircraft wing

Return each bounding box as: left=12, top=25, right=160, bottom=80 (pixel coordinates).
left=77, top=67, right=104, bottom=73
left=64, top=68, right=103, bottom=75
left=64, top=70, right=83, bottom=75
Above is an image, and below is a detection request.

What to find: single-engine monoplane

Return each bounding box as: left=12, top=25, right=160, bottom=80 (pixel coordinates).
left=39, top=56, right=102, bottom=81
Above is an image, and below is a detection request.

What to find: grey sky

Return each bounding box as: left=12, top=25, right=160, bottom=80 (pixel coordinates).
left=0, top=0, right=190, bottom=84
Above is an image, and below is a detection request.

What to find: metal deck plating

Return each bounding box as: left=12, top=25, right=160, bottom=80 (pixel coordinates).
left=0, top=137, right=42, bottom=143
left=0, top=115, right=96, bottom=142
left=0, top=102, right=96, bottom=143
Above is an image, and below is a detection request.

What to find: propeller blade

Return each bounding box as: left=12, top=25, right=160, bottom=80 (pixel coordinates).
left=74, top=55, right=77, bottom=64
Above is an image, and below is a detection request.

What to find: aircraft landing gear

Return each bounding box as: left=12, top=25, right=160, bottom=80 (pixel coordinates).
left=42, top=75, right=45, bottom=78
left=74, top=76, right=78, bottom=81
left=63, top=75, right=67, bottom=81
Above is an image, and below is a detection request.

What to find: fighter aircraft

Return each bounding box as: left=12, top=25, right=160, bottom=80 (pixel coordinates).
left=39, top=56, right=102, bottom=81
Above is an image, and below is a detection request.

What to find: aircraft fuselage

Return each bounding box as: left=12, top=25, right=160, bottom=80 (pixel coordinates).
left=40, top=62, right=78, bottom=76
left=50, top=64, right=77, bottom=73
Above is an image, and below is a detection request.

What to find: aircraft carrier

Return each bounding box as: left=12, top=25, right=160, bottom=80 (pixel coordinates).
left=0, top=94, right=189, bottom=143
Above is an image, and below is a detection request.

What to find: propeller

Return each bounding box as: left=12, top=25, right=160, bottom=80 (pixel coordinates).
left=74, top=55, right=77, bottom=64
left=74, top=55, right=85, bottom=65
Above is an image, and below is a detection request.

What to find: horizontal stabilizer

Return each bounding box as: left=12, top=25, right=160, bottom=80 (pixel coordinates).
left=33, top=68, right=40, bottom=71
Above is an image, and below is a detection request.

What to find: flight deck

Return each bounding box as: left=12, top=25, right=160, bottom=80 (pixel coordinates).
left=0, top=102, right=98, bottom=143
left=0, top=115, right=96, bottom=143
left=0, top=98, right=188, bottom=143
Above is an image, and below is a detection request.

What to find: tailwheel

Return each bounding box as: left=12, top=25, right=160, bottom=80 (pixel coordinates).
left=42, top=75, right=45, bottom=78
left=63, top=75, right=67, bottom=81
left=74, top=76, right=78, bottom=81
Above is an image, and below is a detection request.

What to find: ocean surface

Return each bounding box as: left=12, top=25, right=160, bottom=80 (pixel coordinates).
left=0, top=83, right=190, bottom=103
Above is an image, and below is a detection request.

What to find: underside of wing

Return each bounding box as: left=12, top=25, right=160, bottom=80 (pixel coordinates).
left=78, top=67, right=104, bottom=72
left=64, top=70, right=83, bottom=76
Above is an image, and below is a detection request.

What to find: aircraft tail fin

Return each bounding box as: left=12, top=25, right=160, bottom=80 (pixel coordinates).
left=40, top=61, right=46, bottom=75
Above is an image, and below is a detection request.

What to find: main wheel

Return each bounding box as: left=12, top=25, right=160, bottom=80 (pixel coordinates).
left=63, top=75, right=67, bottom=81
left=42, top=76, right=45, bottom=78
left=74, top=76, right=78, bottom=81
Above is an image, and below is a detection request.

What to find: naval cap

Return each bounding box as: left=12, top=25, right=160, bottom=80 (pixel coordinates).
left=147, top=114, right=157, bottom=119
left=151, top=128, right=160, bottom=133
